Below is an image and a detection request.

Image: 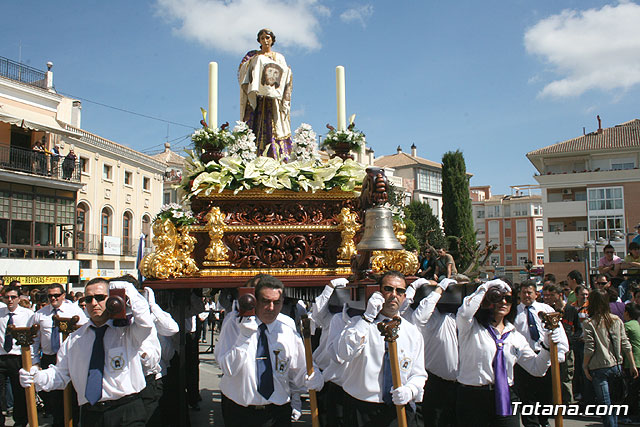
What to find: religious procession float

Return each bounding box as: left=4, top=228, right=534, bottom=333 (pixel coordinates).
left=140, top=29, right=431, bottom=305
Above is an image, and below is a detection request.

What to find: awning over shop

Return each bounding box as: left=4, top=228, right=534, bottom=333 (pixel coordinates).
left=0, top=103, right=80, bottom=138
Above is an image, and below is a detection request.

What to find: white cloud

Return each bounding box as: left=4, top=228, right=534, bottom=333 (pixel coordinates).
left=155, top=0, right=325, bottom=55
left=340, top=5, right=373, bottom=27
left=524, top=1, right=640, bottom=97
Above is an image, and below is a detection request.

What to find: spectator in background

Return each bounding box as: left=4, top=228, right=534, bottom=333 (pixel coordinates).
left=567, top=270, right=584, bottom=305
left=599, top=244, right=623, bottom=285
left=622, top=303, right=640, bottom=423
left=620, top=242, right=640, bottom=302
left=50, top=144, right=62, bottom=177
left=434, top=247, right=457, bottom=281
left=417, top=249, right=437, bottom=279
left=632, top=224, right=640, bottom=246
left=62, top=148, right=76, bottom=180
left=543, top=273, right=557, bottom=284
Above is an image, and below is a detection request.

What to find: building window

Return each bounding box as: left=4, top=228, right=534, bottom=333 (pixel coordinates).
left=101, top=208, right=111, bottom=237
left=416, top=169, right=442, bottom=193
left=163, top=191, right=171, bottom=205
left=122, top=212, right=132, bottom=255
left=80, top=157, right=89, bottom=173
left=506, top=254, right=513, bottom=264
left=588, top=187, right=623, bottom=211
left=103, top=164, right=112, bottom=181
left=589, top=215, right=623, bottom=241
left=141, top=215, right=151, bottom=249
left=476, top=209, right=485, bottom=219
left=504, top=237, right=512, bottom=246
left=77, top=203, right=88, bottom=252
left=124, top=171, right=133, bottom=186
left=488, top=221, right=499, bottom=238
left=516, top=219, right=527, bottom=235
left=518, top=256, right=529, bottom=266
left=516, top=236, right=528, bottom=250
left=143, top=177, right=150, bottom=191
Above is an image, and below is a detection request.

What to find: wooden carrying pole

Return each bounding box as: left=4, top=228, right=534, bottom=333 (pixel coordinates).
left=539, top=311, right=563, bottom=427
left=300, top=315, right=320, bottom=427
left=54, top=314, right=81, bottom=427
left=8, top=324, right=40, bottom=427
left=377, top=317, right=407, bottom=427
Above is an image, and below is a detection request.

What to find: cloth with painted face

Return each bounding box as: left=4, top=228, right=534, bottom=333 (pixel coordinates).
left=238, top=48, right=292, bottom=160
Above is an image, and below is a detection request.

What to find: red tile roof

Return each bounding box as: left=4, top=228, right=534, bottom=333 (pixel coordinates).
left=527, top=119, right=640, bottom=157
left=374, top=152, right=442, bottom=169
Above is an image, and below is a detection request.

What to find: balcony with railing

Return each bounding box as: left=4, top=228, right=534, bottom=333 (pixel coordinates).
left=0, top=146, right=80, bottom=182
left=0, top=56, right=48, bottom=89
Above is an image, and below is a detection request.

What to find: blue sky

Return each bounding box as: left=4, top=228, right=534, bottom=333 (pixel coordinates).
left=2, top=0, right=640, bottom=194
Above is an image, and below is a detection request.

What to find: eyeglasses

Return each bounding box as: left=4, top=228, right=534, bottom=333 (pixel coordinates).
left=3, top=295, right=18, bottom=300
left=83, top=294, right=107, bottom=304
left=48, top=293, right=63, bottom=299
left=604, top=251, right=614, bottom=254
left=382, top=285, right=407, bottom=295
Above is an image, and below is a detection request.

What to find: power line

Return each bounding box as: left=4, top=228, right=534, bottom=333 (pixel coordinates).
left=56, top=90, right=196, bottom=129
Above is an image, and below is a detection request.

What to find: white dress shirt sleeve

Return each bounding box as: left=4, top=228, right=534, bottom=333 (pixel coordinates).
left=139, top=326, right=162, bottom=375
left=412, top=292, right=441, bottom=326
left=218, top=324, right=253, bottom=377
left=456, top=285, right=486, bottom=337
left=336, top=317, right=370, bottom=363
left=36, top=336, right=72, bottom=392
left=150, top=304, right=179, bottom=337
left=513, top=332, right=551, bottom=377
left=311, top=285, right=334, bottom=330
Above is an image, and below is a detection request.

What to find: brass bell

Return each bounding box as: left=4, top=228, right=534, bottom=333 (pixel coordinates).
left=356, top=206, right=403, bottom=251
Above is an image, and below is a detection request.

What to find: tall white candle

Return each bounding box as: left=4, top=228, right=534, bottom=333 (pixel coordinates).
left=208, top=62, right=218, bottom=128
left=336, top=66, right=346, bottom=131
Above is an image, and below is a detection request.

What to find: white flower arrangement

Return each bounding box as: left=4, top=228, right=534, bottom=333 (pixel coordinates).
left=291, top=123, right=319, bottom=163
left=226, top=121, right=257, bottom=162
left=182, top=154, right=365, bottom=198
left=155, top=203, right=197, bottom=227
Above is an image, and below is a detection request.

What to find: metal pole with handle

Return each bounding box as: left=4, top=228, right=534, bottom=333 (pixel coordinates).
left=539, top=311, right=564, bottom=427
left=300, top=315, right=320, bottom=427
left=53, top=314, right=81, bottom=427
left=8, top=324, right=40, bottom=427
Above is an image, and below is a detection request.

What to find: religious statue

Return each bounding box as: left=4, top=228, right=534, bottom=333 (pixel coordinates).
left=238, top=28, right=292, bottom=161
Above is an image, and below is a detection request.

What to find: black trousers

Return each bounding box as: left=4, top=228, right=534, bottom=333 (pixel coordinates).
left=41, top=353, right=70, bottom=427
left=317, top=381, right=346, bottom=427
left=161, top=354, right=191, bottom=427
left=513, top=364, right=552, bottom=427
left=185, top=332, right=200, bottom=406
left=80, top=394, right=146, bottom=427
left=423, top=372, right=457, bottom=427
left=456, top=384, right=520, bottom=427
left=221, top=394, right=291, bottom=427
left=139, top=374, right=162, bottom=426
left=342, top=391, right=418, bottom=427
left=0, top=354, right=26, bottom=426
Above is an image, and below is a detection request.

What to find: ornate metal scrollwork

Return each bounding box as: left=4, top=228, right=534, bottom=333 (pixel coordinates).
left=204, top=206, right=230, bottom=266
left=140, top=219, right=199, bottom=279
left=370, top=250, right=419, bottom=276
left=337, top=207, right=360, bottom=265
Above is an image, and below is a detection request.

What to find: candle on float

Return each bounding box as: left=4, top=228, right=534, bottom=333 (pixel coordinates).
left=208, top=62, right=218, bottom=128
left=336, top=66, right=346, bottom=131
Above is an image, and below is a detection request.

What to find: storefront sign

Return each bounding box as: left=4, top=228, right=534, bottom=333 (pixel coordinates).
left=103, top=236, right=121, bottom=255
left=3, top=276, right=68, bottom=285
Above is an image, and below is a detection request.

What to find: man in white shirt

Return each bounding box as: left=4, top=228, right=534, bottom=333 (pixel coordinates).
left=0, top=285, right=34, bottom=427
left=217, top=274, right=323, bottom=427
left=30, top=283, right=87, bottom=427
left=514, top=280, right=569, bottom=427
left=19, top=277, right=154, bottom=427
left=337, top=271, right=427, bottom=427
left=409, top=278, right=458, bottom=427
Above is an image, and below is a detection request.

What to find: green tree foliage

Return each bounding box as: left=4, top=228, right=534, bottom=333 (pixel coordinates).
left=404, top=201, right=445, bottom=252
left=441, top=150, right=475, bottom=270
left=403, top=217, right=419, bottom=251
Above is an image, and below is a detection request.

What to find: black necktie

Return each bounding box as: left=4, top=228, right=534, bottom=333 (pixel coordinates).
left=256, top=323, right=274, bottom=399
left=85, top=325, right=107, bottom=405
left=526, top=305, right=540, bottom=342
left=4, top=312, right=14, bottom=353
left=51, top=308, right=60, bottom=353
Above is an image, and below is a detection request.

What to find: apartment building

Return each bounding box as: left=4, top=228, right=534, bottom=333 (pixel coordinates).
left=470, top=185, right=544, bottom=282
left=527, top=118, right=640, bottom=281
left=374, top=145, right=443, bottom=222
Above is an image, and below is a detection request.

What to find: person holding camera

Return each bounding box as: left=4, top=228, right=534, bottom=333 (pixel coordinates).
left=456, top=279, right=560, bottom=427
left=19, top=277, right=154, bottom=427
left=30, top=283, right=87, bottom=426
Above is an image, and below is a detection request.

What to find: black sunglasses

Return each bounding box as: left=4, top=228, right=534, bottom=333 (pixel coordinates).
left=382, top=285, right=407, bottom=295
left=83, top=294, right=107, bottom=304
left=48, top=293, right=63, bottom=299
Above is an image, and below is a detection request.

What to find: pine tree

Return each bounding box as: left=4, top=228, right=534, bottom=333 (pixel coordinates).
left=404, top=201, right=445, bottom=252
left=441, top=150, right=475, bottom=270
